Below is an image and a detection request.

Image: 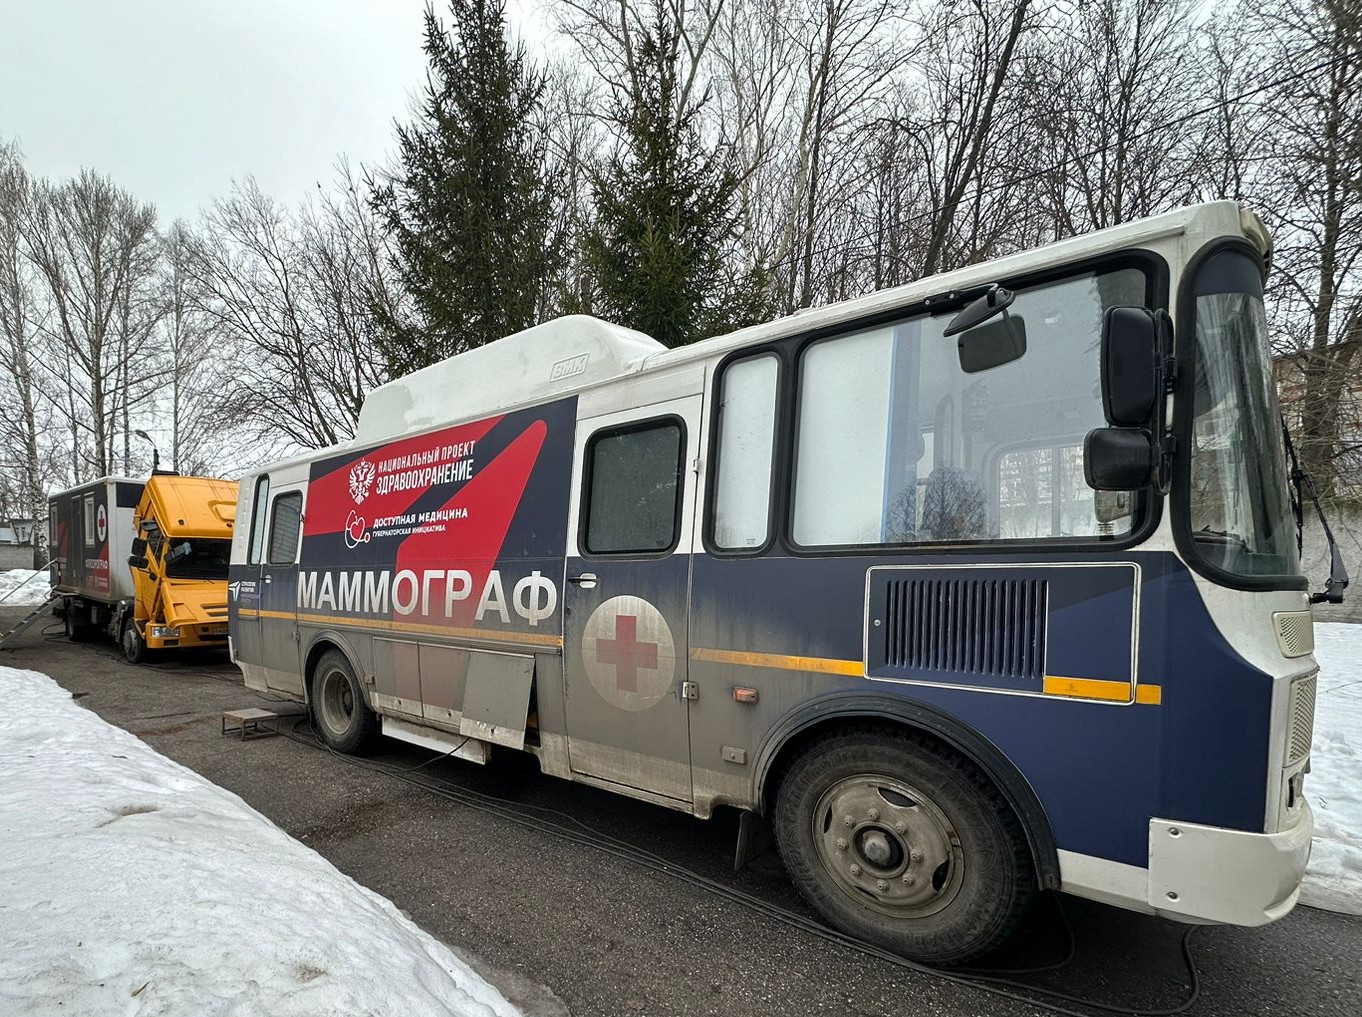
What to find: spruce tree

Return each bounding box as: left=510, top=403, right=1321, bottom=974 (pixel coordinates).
left=372, top=1, right=555, bottom=375
left=582, top=11, right=758, bottom=348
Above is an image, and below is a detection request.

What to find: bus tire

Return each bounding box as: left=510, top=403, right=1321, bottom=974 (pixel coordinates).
left=773, top=727, right=1033, bottom=965
left=121, top=620, right=150, bottom=664
left=311, top=650, right=377, bottom=754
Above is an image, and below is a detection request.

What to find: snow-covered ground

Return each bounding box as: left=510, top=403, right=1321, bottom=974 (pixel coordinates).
left=0, top=567, right=52, bottom=606
left=1302, top=622, right=1362, bottom=916
left=0, top=665, right=521, bottom=1017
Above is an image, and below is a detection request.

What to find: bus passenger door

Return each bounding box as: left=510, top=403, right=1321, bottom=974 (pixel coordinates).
left=235, top=471, right=307, bottom=696
left=563, top=385, right=703, bottom=805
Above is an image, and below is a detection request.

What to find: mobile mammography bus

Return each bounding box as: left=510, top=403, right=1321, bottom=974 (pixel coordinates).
left=229, top=202, right=1322, bottom=963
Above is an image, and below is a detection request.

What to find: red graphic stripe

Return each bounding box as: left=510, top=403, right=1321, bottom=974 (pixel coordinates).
left=304, top=415, right=502, bottom=536
left=396, top=419, right=548, bottom=626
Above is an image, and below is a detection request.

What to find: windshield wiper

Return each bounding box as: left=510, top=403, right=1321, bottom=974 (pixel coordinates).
left=1193, top=527, right=1250, bottom=548
left=1282, top=420, right=1349, bottom=604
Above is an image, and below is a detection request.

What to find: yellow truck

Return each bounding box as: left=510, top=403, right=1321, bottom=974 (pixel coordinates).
left=121, top=474, right=238, bottom=663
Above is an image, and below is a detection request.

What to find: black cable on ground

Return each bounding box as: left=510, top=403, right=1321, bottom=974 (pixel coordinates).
left=276, top=714, right=1201, bottom=1017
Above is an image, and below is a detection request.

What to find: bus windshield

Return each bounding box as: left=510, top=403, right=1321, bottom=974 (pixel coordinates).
left=1188, top=250, right=1297, bottom=578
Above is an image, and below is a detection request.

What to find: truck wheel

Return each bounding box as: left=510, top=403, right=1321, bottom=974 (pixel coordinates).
left=64, top=604, right=94, bottom=643
left=773, top=728, right=1033, bottom=965
left=121, top=621, right=150, bottom=664
left=312, top=650, right=378, bottom=754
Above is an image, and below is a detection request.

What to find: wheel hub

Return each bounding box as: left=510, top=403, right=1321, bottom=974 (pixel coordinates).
left=858, top=829, right=896, bottom=867
left=813, top=774, right=965, bottom=918
left=319, top=669, right=355, bottom=734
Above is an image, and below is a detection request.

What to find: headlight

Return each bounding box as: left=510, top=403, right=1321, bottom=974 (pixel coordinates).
left=150, top=625, right=181, bottom=638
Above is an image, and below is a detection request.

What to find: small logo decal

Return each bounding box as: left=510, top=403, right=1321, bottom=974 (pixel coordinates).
left=549, top=352, right=590, bottom=381
left=96, top=504, right=107, bottom=542
left=348, top=458, right=376, bottom=504
left=344, top=510, right=371, bottom=550
left=582, top=596, right=676, bottom=711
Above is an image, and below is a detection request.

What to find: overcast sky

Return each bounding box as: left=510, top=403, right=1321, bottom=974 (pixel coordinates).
left=0, top=0, right=544, bottom=225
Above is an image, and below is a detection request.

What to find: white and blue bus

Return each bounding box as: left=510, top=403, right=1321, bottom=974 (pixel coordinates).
left=229, top=201, right=1330, bottom=963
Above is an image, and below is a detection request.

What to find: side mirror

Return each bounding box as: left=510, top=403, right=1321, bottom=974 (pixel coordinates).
left=1084, top=427, right=1156, bottom=490
left=130, top=537, right=147, bottom=556
left=1101, top=306, right=1162, bottom=426
left=128, top=554, right=149, bottom=570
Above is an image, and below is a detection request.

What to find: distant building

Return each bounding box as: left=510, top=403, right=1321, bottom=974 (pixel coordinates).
left=0, top=517, right=44, bottom=570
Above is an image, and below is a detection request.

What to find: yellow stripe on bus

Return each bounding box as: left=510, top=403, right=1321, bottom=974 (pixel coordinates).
left=689, top=647, right=864, bottom=676
left=1044, top=675, right=1162, bottom=705
left=690, top=649, right=1162, bottom=705
left=235, top=607, right=563, bottom=648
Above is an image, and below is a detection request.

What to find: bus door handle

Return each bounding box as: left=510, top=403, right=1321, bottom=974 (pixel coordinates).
left=262, top=574, right=272, bottom=584
left=569, top=573, right=598, bottom=589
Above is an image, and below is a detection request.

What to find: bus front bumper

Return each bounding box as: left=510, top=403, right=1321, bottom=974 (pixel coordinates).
left=1148, top=801, right=1313, bottom=926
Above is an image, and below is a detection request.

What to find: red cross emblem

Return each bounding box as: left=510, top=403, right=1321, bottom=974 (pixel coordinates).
left=595, top=615, right=659, bottom=692
left=582, top=596, right=677, bottom=711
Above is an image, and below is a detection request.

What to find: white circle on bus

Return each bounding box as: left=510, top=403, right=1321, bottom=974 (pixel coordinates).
left=582, top=595, right=677, bottom=712
left=96, top=504, right=107, bottom=542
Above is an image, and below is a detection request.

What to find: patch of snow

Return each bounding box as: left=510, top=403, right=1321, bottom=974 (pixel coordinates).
left=1301, top=622, right=1362, bottom=916
left=0, top=665, right=521, bottom=1017
left=0, top=568, right=51, bottom=607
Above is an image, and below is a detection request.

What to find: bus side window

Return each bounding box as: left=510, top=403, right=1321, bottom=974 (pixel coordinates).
left=712, top=354, right=779, bottom=551
left=83, top=494, right=95, bottom=547
left=247, top=476, right=270, bottom=566
left=267, top=493, right=304, bottom=566
left=583, top=419, right=684, bottom=555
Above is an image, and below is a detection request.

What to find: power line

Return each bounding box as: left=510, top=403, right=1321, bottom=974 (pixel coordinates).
left=767, top=44, right=1345, bottom=278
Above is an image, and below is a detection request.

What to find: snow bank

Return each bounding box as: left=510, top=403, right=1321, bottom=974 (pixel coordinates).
left=0, top=665, right=521, bottom=1017
left=0, top=567, right=51, bottom=607
left=1301, top=623, right=1362, bottom=916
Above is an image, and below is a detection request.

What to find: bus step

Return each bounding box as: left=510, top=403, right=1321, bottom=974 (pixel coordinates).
left=382, top=716, right=490, bottom=765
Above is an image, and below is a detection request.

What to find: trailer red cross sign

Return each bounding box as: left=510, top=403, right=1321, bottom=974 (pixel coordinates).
left=582, top=596, right=676, bottom=711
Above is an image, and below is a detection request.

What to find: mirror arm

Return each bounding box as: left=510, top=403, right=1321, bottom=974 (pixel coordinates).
left=1156, top=432, right=1177, bottom=496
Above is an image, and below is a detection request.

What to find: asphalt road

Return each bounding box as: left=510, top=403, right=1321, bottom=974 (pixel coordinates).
left=2, top=605, right=1359, bottom=1017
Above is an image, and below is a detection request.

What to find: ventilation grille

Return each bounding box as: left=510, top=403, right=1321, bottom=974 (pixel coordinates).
left=1274, top=611, right=1314, bottom=659
left=883, top=577, right=1048, bottom=679
left=1287, top=673, right=1317, bottom=764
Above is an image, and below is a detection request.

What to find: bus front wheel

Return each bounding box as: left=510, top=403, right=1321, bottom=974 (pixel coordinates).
left=311, top=650, right=378, bottom=754
left=773, top=728, right=1033, bottom=965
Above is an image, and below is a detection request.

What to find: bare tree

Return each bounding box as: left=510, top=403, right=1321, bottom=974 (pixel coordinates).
left=1242, top=0, right=1362, bottom=495
left=188, top=171, right=395, bottom=453
left=1021, top=0, right=1202, bottom=236
left=153, top=221, right=230, bottom=475
left=0, top=141, right=49, bottom=565
left=21, top=170, right=158, bottom=481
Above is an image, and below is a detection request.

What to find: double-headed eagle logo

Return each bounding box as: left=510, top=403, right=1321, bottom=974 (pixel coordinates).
left=348, top=458, right=376, bottom=504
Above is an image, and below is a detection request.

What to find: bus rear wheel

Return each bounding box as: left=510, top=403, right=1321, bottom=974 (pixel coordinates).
left=773, top=728, right=1033, bottom=965
left=312, top=650, right=377, bottom=754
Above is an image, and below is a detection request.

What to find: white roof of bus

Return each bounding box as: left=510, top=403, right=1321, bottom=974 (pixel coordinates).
left=346, top=200, right=1263, bottom=448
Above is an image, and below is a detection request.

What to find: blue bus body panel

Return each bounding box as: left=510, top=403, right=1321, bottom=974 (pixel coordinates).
left=689, top=551, right=1272, bottom=868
